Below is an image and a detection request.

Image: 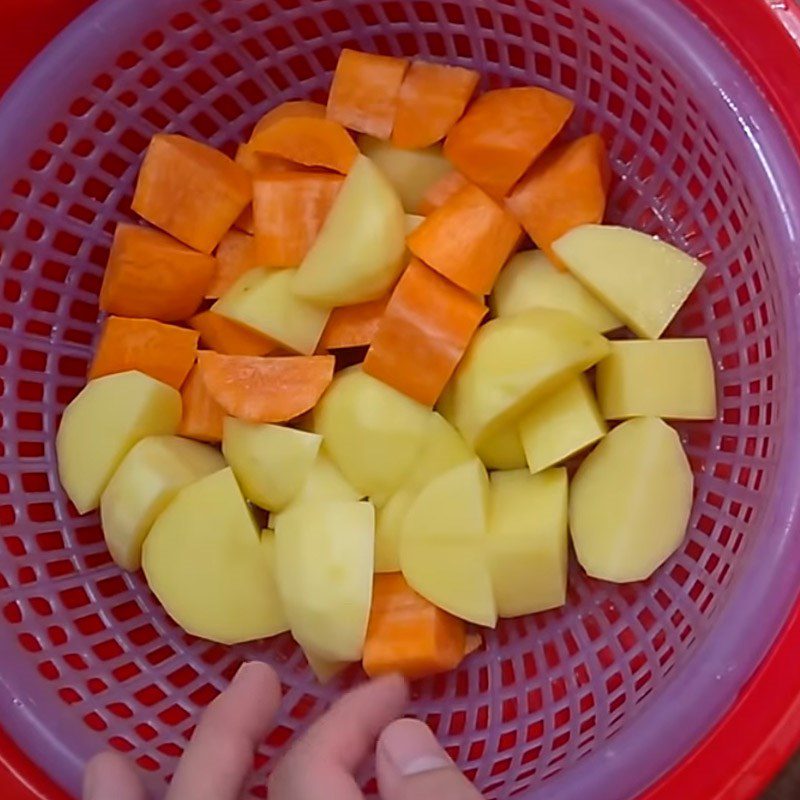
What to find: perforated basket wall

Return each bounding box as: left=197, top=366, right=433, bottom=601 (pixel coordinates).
left=2, top=1, right=800, bottom=799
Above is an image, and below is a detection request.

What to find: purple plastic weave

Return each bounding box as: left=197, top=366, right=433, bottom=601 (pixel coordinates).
left=2, top=1, right=800, bottom=799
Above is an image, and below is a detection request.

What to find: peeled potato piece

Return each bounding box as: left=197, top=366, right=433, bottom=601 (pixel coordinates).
left=569, top=417, right=693, bottom=582
left=400, top=459, right=496, bottom=627
left=101, top=435, right=224, bottom=571
left=57, top=371, right=181, bottom=514
left=142, top=468, right=289, bottom=644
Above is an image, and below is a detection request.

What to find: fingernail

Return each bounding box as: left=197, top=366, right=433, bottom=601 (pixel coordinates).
left=233, top=660, right=258, bottom=685
left=379, top=718, right=452, bottom=777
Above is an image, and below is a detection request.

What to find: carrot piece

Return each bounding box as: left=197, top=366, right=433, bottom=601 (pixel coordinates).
left=235, top=142, right=299, bottom=175
left=364, top=259, right=486, bottom=405
left=443, top=87, right=574, bottom=199
left=206, top=230, right=258, bottom=299
left=505, top=133, right=611, bottom=262
left=319, top=296, right=390, bottom=350
left=100, top=223, right=215, bottom=321
left=89, top=317, right=198, bottom=389
left=179, top=365, right=225, bottom=443
left=189, top=311, right=276, bottom=356
left=249, top=117, right=359, bottom=174
left=197, top=352, right=335, bottom=423
left=132, top=133, right=252, bottom=253
left=233, top=204, right=255, bottom=235
left=253, top=172, right=344, bottom=266
left=327, top=49, right=408, bottom=139
left=392, top=61, right=480, bottom=149
left=250, top=100, right=326, bottom=140
left=363, top=573, right=466, bottom=680
left=417, top=170, right=469, bottom=215
left=407, top=183, right=522, bottom=295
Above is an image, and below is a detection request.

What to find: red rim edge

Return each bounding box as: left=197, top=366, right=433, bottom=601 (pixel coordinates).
left=1, top=1, right=800, bottom=798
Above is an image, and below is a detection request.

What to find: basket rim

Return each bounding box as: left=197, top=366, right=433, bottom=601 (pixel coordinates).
left=1, top=1, right=800, bottom=799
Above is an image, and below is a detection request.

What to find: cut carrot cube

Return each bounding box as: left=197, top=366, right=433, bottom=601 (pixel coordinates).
left=179, top=365, right=225, bottom=443
left=235, top=142, right=299, bottom=175
left=132, top=133, right=252, bottom=253
left=319, top=296, right=390, bottom=350
left=197, top=352, right=335, bottom=423
left=505, top=133, right=611, bottom=261
left=363, top=573, right=466, bottom=680
left=234, top=204, right=255, bottom=235
left=444, top=87, right=574, bottom=198
left=250, top=100, right=326, bottom=140
left=206, top=230, right=258, bottom=299
left=99, top=223, right=215, bottom=321
left=189, top=311, right=276, bottom=356
left=407, top=183, right=522, bottom=295
left=327, top=49, right=408, bottom=139
left=364, top=259, right=486, bottom=405
left=392, top=61, right=479, bottom=149
left=89, top=317, right=198, bottom=390
left=249, top=117, right=359, bottom=174
left=417, top=170, right=469, bottom=215
left=253, top=172, right=344, bottom=266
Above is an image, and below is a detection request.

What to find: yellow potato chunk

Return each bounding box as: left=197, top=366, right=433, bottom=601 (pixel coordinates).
left=519, top=375, right=607, bottom=473
left=552, top=224, right=704, bottom=339
left=491, top=250, right=621, bottom=333
left=569, top=417, right=693, bottom=582
left=400, top=459, right=496, bottom=626
left=275, top=500, right=375, bottom=661
left=223, top=419, right=322, bottom=511
left=313, top=367, right=431, bottom=499
left=475, top=423, right=527, bottom=470
left=293, top=454, right=363, bottom=504
left=374, top=413, right=472, bottom=572
left=358, top=135, right=452, bottom=214
left=213, top=266, right=330, bottom=355
left=57, top=371, right=181, bottom=514
left=449, top=308, right=609, bottom=450
left=293, top=155, right=406, bottom=306
left=101, top=435, right=224, bottom=571
left=404, top=213, right=425, bottom=235
left=488, top=468, right=568, bottom=617
left=142, top=468, right=288, bottom=644
left=596, top=338, right=716, bottom=420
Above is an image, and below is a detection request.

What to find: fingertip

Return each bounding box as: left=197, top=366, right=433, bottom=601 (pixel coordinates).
left=232, top=660, right=282, bottom=699
left=83, top=751, right=147, bottom=800
left=378, top=718, right=452, bottom=777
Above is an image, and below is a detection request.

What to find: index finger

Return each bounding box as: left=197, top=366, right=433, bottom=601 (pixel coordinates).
left=269, top=674, right=408, bottom=800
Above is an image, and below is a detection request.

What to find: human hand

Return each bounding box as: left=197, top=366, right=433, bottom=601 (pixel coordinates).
left=83, top=661, right=483, bottom=800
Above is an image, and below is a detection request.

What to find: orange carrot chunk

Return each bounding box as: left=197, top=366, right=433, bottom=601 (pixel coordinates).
left=235, top=142, right=300, bottom=175
left=392, top=61, right=480, bottom=149
left=89, top=317, right=198, bottom=390
left=99, top=223, right=215, bottom=321
left=179, top=365, right=225, bottom=443
left=197, top=352, right=335, bottom=423
left=417, top=170, right=469, bottom=216
left=327, top=49, right=408, bottom=139
left=319, top=296, right=390, bottom=350
left=443, top=87, right=574, bottom=199
left=189, top=311, right=276, bottom=357
left=407, top=183, right=522, bottom=295
left=206, top=230, right=258, bottom=299
left=132, top=133, right=252, bottom=254
left=234, top=204, right=255, bottom=235
left=249, top=117, right=359, bottom=174
left=364, top=259, right=486, bottom=406
left=250, top=100, right=326, bottom=140
left=253, top=172, right=344, bottom=266
left=505, top=133, right=611, bottom=261
left=363, top=573, right=467, bottom=680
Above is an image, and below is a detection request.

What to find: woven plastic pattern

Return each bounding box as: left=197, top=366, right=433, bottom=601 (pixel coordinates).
left=1, top=1, right=800, bottom=799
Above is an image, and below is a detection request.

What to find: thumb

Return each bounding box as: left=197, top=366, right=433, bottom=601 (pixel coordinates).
left=376, top=718, right=484, bottom=800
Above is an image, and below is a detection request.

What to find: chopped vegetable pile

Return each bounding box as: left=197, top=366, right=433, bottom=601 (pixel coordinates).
left=56, top=48, right=715, bottom=682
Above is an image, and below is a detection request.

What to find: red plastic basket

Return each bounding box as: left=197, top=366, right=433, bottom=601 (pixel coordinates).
left=2, top=1, right=800, bottom=799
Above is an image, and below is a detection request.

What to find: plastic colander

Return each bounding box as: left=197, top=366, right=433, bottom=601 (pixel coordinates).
left=2, top=1, right=800, bottom=799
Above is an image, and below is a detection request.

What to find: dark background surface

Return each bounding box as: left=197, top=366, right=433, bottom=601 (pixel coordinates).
left=1, top=1, right=800, bottom=799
